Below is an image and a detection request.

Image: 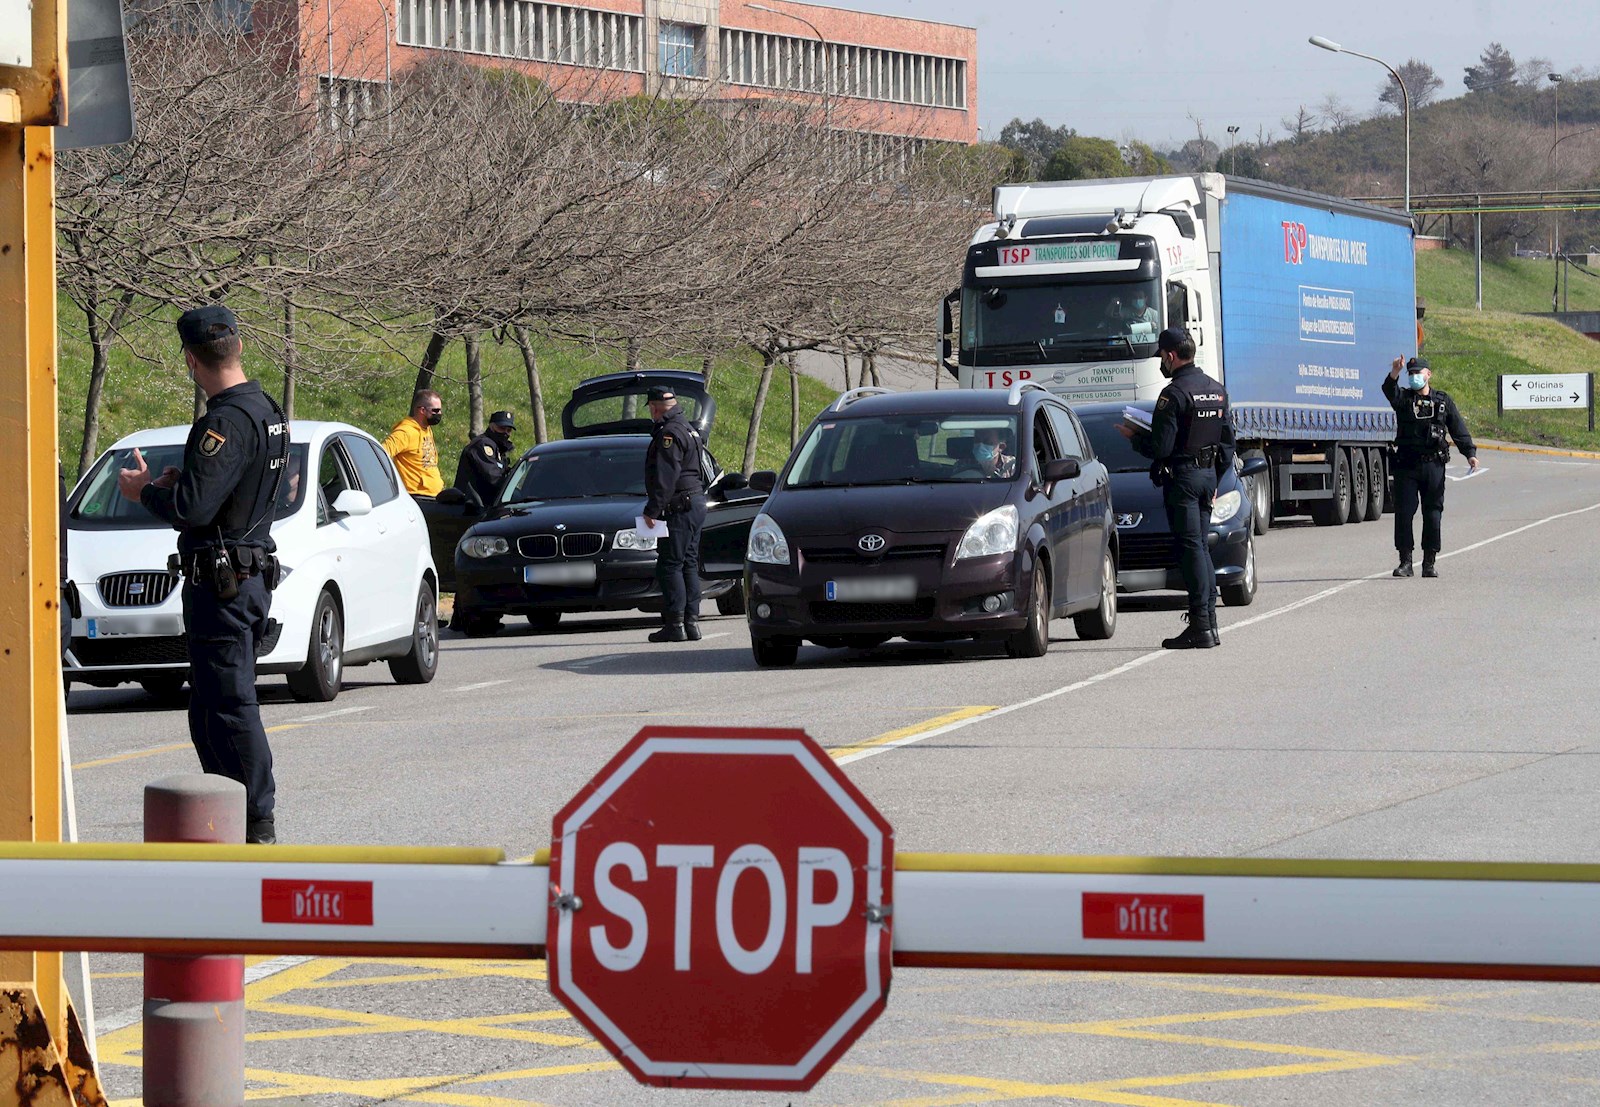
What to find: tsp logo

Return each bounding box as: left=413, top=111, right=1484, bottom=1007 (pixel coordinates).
left=1282, top=221, right=1309, bottom=265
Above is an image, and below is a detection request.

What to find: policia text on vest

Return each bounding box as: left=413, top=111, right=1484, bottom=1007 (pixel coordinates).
left=1383, top=357, right=1477, bottom=580
left=116, top=306, right=290, bottom=846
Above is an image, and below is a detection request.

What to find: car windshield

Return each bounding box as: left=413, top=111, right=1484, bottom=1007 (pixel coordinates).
left=70, top=443, right=310, bottom=529
left=961, top=279, right=1160, bottom=366
left=786, top=414, right=1022, bottom=487
left=501, top=445, right=649, bottom=502
left=1078, top=411, right=1154, bottom=473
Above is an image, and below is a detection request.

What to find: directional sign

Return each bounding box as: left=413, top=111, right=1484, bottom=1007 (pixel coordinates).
left=547, top=727, right=893, bottom=1092
left=1500, top=372, right=1591, bottom=410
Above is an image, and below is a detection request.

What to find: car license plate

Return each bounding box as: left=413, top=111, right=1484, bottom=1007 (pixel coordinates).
left=524, top=563, right=598, bottom=586
left=826, top=576, right=916, bottom=602
left=86, top=615, right=185, bottom=639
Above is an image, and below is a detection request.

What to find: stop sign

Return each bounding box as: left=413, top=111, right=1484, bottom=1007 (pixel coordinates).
left=547, top=726, right=894, bottom=1091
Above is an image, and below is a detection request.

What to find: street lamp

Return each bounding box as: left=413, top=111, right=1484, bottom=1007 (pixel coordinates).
left=1225, top=124, right=1240, bottom=174
left=1550, top=72, right=1565, bottom=309
left=748, top=3, right=828, bottom=104
left=1310, top=35, right=1409, bottom=214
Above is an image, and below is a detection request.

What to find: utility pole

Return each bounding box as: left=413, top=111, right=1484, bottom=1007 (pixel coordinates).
left=1549, top=72, right=1564, bottom=312
left=1225, top=125, right=1240, bottom=174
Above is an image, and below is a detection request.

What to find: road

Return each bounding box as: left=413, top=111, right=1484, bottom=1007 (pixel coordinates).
left=64, top=446, right=1600, bottom=1106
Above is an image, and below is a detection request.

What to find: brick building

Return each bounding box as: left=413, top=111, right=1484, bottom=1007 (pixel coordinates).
left=312, top=0, right=977, bottom=146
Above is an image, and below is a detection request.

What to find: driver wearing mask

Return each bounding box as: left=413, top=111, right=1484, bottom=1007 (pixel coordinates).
left=1107, top=292, right=1159, bottom=333
left=382, top=389, right=445, bottom=497
left=972, top=426, right=1017, bottom=479
left=454, top=410, right=517, bottom=507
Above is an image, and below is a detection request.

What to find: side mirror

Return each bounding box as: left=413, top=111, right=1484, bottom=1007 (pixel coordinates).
left=331, top=489, right=373, bottom=518
left=748, top=470, right=778, bottom=494
left=940, top=288, right=961, bottom=379
left=719, top=473, right=749, bottom=493
left=1238, top=457, right=1269, bottom=478
left=435, top=487, right=468, bottom=506
left=1040, top=458, right=1081, bottom=485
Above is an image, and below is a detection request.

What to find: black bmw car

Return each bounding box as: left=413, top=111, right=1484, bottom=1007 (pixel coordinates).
left=447, top=371, right=763, bottom=636
left=1074, top=401, right=1267, bottom=608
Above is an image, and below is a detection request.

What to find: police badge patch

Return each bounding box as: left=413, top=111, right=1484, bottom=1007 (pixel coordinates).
left=199, top=430, right=226, bottom=457
left=662, top=435, right=675, bottom=449
left=483, top=444, right=495, bottom=457
left=1156, top=395, right=1171, bottom=411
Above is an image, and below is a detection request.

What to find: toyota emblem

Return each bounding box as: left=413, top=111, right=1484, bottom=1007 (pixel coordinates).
left=858, top=534, right=887, bottom=553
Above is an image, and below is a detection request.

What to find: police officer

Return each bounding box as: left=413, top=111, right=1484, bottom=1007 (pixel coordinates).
left=117, top=306, right=289, bottom=845
left=642, top=386, right=707, bottom=643
left=1383, top=356, right=1477, bottom=578
left=1126, top=327, right=1234, bottom=649
left=454, top=410, right=516, bottom=507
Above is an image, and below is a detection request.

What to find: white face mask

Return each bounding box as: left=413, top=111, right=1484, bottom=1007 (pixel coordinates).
left=1404, top=372, right=1427, bottom=391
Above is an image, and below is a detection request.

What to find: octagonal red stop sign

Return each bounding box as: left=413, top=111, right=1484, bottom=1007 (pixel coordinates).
left=547, top=726, right=894, bottom=1091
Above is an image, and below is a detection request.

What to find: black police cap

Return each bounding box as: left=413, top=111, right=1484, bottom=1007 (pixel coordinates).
left=488, top=410, right=516, bottom=429
left=176, top=305, right=239, bottom=346
left=1156, top=327, right=1192, bottom=352
left=1407, top=356, right=1430, bottom=370
left=646, top=387, right=676, bottom=402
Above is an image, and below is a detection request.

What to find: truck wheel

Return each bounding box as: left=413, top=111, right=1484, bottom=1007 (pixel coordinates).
left=1221, top=532, right=1258, bottom=607
left=1311, top=450, right=1350, bottom=527
left=287, top=590, right=343, bottom=703
left=752, top=636, right=798, bottom=667
left=1365, top=449, right=1386, bottom=521
left=1346, top=449, right=1368, bottom=524
left=388, top=584, right=440, bottom=685
left=1243, top=449, right=1271, bottom=535
left=1072, top=549, right=1117, bottom=640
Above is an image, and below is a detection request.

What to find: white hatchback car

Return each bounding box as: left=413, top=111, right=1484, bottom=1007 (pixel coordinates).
left=64, top=421, right=440, bottom=701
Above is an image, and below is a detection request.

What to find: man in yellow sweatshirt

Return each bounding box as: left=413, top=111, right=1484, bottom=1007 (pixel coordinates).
left=383, top=390, right=444, bottom=497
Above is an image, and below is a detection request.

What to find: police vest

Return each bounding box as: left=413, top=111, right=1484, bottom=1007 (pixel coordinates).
left=1168, top=368, right=1229, bottom=456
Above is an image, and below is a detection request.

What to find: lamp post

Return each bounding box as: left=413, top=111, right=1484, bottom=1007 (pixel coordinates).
left=749, top=4, right=828, bottom=104
left=1225, top=124, right=1240, bottom=174
left=1310, top=35, right=1409, bottom=214
left=1549, top=72, right=1564, bottom=309
left=377, top=0, right=393, bottom=135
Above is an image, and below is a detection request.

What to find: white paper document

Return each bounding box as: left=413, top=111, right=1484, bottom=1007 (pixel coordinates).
left=635, top=516, right=669, bottom=538
left=1121, top=405, right=1153, bottom=431
left=1448, top=466, right=1487, bottom=482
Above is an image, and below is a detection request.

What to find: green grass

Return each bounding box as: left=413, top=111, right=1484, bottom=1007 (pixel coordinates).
left=57, top=296, right=839, bottom=482
left=1417, top=249, right=1600, bottom=313
left=1425, top=307, right=1600, bottom=452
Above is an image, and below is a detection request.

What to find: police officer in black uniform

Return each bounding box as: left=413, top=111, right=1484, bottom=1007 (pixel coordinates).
left=118, top=306, right=290, bottom=845
left=1382, top=356, right=1477, bottom=578
left=454, top=409, right=516, bottom=507
left=642, top=386, right=707, bottom=643
left=1126, top=327, right=1235, bottom=650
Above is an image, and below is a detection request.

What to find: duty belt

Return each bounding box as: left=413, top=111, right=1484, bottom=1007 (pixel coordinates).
left=1172, top=446, right=1219, bottom=468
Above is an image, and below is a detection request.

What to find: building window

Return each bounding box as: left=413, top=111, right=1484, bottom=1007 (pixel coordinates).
left=717, top=27, right=965, bottom=110
left=659, top=21, right=701, bottom=77
left=318, top=76, right=384, bottom=136
left=397, top=1, right=644, bottom=72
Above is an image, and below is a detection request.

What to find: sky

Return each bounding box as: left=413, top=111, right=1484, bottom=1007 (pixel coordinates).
left=818, top=0, right=1592, bottom=148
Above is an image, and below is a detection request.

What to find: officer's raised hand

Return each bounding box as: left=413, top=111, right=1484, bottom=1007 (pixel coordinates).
left=117, top=448, right=151, bottom=502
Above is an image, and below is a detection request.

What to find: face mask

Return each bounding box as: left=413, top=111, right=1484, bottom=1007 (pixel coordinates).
left=974, top=441, right=998, bottom=462
left=1132, top=298, right=1146, bottom=311
left=1404, top=372, right=1427, bottom=391
left=426, top=412, right=442, bottom=426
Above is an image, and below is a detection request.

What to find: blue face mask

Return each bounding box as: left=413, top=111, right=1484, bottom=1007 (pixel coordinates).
left=1404, top=372, right=1427, bottom=391
left=974, top=441, right=998, bottom=462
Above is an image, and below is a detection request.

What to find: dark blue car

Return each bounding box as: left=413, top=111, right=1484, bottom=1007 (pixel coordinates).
left=1075, top=401, right=1266, bottom=608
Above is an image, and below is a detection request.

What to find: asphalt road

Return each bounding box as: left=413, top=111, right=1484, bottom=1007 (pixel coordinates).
left=64, top=445, right=1600, bottom=1106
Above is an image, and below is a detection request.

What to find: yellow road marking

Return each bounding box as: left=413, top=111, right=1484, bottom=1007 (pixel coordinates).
left=73, top=722, right=306, bottom=770
left=1480, top=441, right=1600, bottom=459
left=830, top=707, right=998, bottom=761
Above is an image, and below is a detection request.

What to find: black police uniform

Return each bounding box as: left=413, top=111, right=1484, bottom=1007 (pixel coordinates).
left=644, top=403, right=707, bottom=638
left=454, top=427, right=513, bottom=507
left=1382, top=372, right=1475, bottom=572
left=1147, top=359, right=1234, bottom=648
left=140, top=325, right=289, bottom=842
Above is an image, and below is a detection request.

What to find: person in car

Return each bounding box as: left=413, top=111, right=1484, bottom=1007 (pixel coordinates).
left=382, top=390, right=444, bottom=497
left=1106, top=292, right=1159, bottom=333
left=971, top=426, right=1017, bottom=479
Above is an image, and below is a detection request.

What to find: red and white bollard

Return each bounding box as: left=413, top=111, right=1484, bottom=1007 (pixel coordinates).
left=143, top=775, right=246, bottom=1107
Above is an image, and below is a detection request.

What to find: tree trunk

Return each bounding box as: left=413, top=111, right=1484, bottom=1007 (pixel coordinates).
left=514, top=326, right=549, bottom=444
left=464, top=333, right=485, bottom=436
left=626, top=336, right=642, bottom=373
left=742, top=347, right=778, bottom=477
left=867, top=350, right=881, bottom=387
left=840, top=343, right=852, bottom=391
left=282, top=296, right=298, bottom=419
left=701, top=353, right=715, bottom=391
left=788, top=353, right=801, bottom=449
left=413, top=328, right=449, bottom=395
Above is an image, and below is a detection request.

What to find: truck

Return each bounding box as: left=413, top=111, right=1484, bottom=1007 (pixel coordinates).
left=940, top=173, right=1418, bottom=529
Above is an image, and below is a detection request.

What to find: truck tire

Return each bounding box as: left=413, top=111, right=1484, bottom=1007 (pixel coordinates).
left=1243, top=449, right=1271, bottom=535
left=1379, top=449, right=1394, bottom=513
left=1346, top=448, right=1368, bottom=524
left=1311, top=450, right=1350, bottom=527
left=1365, top=449, right=1386, bottom=521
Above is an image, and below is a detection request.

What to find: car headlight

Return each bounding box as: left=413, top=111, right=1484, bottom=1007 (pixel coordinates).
left=747, top=512, right=791, bottom=565
left=459, top=535, right=510, bottom=558
left=956, top=505, right=1019, bottom=560
left=613, top=528, right=657, bottom=552
left=1210, top=490, right=1243, bottom=525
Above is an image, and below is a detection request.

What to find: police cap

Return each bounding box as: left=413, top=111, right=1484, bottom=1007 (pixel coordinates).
left=1156, top=327, right=1192, bottom=352
left=487, top=410, right=516, bottom=429
left=646, top=386, right=676, bottom=403
left=176, top=304, right=239, bottom=346
left=1406, top=356, right=1430, bottom=370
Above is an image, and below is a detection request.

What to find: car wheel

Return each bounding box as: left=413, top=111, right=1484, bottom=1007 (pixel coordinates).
left=1365, top=448, right=1386, bottom=521
left=388, top=584, right=440, bottom=685
left=1311, top=449, right=1350, bottom=527
left=1346, top=448, right=1368, bottom=525
left=454, top=609, right=502, bottom=638
left=287, top=590, right=344, bottom=702
left=1243, top=449, right=1272, bottom=535
left=1221, top=532, right=1258, bottom=607
left=1072, top=550, right=1117, bottom=640
left=716, top=586, right=747, bottom=616
left=139, top=677, right=188, bottom=703
left=752, top=636, right=798, bottom=668
left=1004, top=563, right=1050, bottom=659
left=526, top=610, right=562, bottom=633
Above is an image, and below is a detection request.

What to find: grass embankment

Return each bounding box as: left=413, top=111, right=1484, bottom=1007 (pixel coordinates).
left=1416, top=249, right=1600, bottom=314
left=58, top=298, right=839, bottom=481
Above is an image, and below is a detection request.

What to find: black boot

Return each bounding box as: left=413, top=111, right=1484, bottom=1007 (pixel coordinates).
left=1162, top=616, right=1217, bottom=650
left=649, top=619, right=687, bottom=643
left=1208, top=607, right=1221, bottom=646
left=1393, top=557, right=1414, bottom=578
left=246, top=818, right=276, bottom=846
left=684, top=619, right=703, bottom=641
left=1421, top=553, right=1438, bottom=578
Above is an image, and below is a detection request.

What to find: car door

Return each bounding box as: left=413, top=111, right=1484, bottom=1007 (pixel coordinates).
left=700, top=447, right=764, bottom=579
left=314, top=437, right=385, bottom=650
left=1026, top=408, right=1076, bottom=609
left=1045, top=403, right=1103, bottom=605
left=340, top=431, right=419, bottom=641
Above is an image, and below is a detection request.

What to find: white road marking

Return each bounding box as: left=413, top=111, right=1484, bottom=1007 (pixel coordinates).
left=837, top=499, right=1600, bottom=767
left=453, top=680, right=511, bottom=692
left=287, top=705, right=376, bottom=723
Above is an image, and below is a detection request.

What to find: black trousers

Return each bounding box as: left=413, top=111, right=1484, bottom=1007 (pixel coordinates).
left=656, top=495, right=707, bottom=623
left=1163, top=465, right=1218, bottom=622
left=1392, top=457, right=1446, bottom=556
left=182, top=575, right=276, bottom=822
